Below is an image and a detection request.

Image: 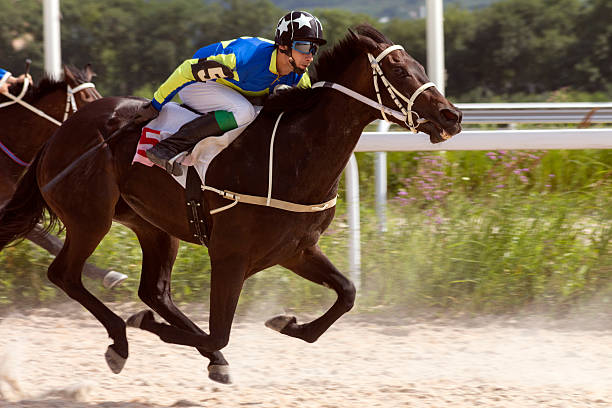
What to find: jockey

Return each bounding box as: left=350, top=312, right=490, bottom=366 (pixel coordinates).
left=133, top=10, right=326, bottom=176
left=0, top=68, right=31, bottom=94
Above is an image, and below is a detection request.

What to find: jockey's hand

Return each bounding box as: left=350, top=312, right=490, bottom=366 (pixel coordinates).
left=10, top=74, right=32, bottom=84
left=191, top=59, right=234, bottom=82
left=0, top=82, right=9, bottom=94
left=132, top=101, right=159, bottom=124
left=273, top=84, right=292, bottom=94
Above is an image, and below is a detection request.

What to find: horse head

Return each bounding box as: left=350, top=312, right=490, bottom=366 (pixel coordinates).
left=347, top=25, right=462, bottom=143
left=63, top=64, right=101, bottom=108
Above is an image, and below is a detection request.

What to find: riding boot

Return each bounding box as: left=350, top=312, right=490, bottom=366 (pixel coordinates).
left=146, top=110, right=237, bottom=176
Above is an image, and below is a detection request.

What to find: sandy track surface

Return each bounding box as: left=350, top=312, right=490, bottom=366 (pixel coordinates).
left=1, top=302, right=612, bottom=407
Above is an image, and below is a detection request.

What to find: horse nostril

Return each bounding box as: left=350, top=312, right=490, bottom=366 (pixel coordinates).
left=441, top=108, right=460, bottom=123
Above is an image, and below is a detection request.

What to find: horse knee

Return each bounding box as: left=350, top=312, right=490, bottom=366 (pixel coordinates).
left=138, top=286, right=167, bottom=307
left=340, top=281, right=356, bottom=312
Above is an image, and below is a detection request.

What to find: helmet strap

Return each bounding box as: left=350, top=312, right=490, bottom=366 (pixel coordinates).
left=280, top=46, right=305, bottom=75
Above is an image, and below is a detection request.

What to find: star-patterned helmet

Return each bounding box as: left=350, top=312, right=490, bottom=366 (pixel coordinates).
left=274, top=11, right=326, bottom=47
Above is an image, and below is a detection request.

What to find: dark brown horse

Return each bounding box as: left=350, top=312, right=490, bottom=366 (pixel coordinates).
left=0, top=65, right=126, bottom=287
left=0, top=26, right=461, bottom=383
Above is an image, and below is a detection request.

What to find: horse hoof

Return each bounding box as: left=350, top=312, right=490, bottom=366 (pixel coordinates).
left=265, top=315, right=297, bottom=333
left=208, top=364, right=232, bottom=384
left=105, top=346, right=126, bottom=374
left=102, top=271, right=128, bottom=289
left=126, top=310, right=154, bottom=328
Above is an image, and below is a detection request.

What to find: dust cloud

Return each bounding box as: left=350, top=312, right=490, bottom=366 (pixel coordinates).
left=1, top=302, right=612, bottom=407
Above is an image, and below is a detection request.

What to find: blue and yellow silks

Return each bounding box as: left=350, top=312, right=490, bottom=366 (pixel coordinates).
left=152, top=37, right=311, bottom=111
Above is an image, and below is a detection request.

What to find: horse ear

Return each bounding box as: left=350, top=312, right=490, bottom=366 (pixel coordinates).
left=63, top=65, right=74, bottom=81
left=348, top=27, right=379, bottom=54
left=84, top=64, right=96, bottom=81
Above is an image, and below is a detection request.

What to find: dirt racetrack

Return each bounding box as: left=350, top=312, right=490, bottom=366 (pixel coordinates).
left=1, top=302, right=612, bottom=407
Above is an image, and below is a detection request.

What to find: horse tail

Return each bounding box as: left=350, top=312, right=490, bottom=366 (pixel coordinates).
left=0, top=151, right=60, bottom=251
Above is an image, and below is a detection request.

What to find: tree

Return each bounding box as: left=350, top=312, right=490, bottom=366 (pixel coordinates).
left=569, top=0, right=612, bottom=92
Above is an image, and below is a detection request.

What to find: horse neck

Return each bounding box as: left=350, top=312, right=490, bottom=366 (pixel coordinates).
left=282, top=64, right=379, bottom=201
left=0, top=88, right=67, bottom=165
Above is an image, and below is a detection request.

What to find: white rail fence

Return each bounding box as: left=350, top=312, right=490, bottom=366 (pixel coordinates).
left=344, top=103, right=612, bottom=288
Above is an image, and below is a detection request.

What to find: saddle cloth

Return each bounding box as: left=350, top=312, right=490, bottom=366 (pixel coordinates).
left=132, top=102, right=258, bottom=187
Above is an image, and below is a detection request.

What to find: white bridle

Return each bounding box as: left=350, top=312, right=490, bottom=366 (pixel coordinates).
left=0, top=77, right=96, bottom=126
left=312, top=44, right=436, bottom=133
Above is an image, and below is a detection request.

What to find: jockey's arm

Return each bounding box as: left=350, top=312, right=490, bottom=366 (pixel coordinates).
left=0, top=69, right=11, bottom=93
left=297, top=71, right=311, bottom=89
left=151, top=58, right=234, bottom=111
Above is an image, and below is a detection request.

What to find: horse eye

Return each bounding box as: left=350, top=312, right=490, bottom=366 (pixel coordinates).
left=393, top=67, right=411, bottom=78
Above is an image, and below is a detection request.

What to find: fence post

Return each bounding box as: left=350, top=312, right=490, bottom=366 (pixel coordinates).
left=43, top=0, right=62, bottom=79
left=345, top=154, right=361, bottom=290
left=375, top=120, right=390, bottom=232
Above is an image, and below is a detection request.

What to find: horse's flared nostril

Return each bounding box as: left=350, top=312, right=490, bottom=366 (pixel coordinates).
left=441, top=108, right=461, bottom=123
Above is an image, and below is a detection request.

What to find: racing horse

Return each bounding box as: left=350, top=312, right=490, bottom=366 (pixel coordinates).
left=0, top=25, right=462, bottom=383
left=0, top=65, right=126, bottom=288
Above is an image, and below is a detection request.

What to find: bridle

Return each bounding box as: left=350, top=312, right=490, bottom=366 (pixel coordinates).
left=0, top=76, right=97, bottom=166
left=0, top=77, right=97, bottom=126
left=312, top=44, right=436, bottom=133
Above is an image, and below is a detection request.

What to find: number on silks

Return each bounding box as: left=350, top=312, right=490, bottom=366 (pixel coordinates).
left=191, top=60, right=234, bottom=81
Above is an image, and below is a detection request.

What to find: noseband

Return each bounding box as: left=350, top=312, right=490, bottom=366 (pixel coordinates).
left=312, top=44, right=435, bottom=133
left=0, top=78, right=96, bottom=126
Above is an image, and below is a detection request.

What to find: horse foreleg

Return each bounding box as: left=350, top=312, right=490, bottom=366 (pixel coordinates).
left=26, top=225, right=127, bottom=288
left=267, top=245, right=356, bottom=343
left=126, top=219, right=230, bottom=383
left=128, top=255, right=246, bottom=353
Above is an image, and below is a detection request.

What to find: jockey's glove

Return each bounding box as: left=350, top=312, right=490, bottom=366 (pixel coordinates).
left=132, top=101, right=159, bottom=124
left=191, top=59, right=235, bottom=82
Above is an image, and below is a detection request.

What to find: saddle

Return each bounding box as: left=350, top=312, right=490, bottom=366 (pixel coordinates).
left=132, top=102, right=258, bottom=245
left=132, top=102, right=257, bottom=186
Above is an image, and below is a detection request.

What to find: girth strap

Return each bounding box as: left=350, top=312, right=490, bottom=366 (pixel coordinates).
left=185, top=166, right=208, bottom=245
left=203, top=185, right=338, bottom=214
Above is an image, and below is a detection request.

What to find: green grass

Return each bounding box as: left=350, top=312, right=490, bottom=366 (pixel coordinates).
left=0, top=148, right=610, bottom=317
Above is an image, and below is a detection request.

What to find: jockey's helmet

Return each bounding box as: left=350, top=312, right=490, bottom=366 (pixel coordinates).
left=274, top=11, right=326, bottom=48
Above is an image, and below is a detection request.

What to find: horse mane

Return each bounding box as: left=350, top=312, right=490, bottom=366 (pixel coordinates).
left=262, top=24, right=393, bottom=115
left=0, top=65, right=87, bottom=103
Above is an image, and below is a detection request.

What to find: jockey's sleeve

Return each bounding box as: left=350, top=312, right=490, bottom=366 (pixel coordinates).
left=297, top=71, right=311, bottom=89
left=0, top=68, right=11, bottom=85
left=151, top=60, right=198, bottom=111
left=152, top=57, right=236, bottom=111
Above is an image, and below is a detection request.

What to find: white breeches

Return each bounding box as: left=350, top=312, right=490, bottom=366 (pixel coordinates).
left=178, top=81, right=257, bottom=127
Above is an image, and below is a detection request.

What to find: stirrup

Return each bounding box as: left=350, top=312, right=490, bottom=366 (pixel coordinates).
left=166, top=152, right=187, bottom=176
left=146, top=150, right=185, bottom=176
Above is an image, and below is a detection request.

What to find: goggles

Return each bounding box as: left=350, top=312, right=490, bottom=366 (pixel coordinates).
left=292, top=41, right=319, bottom=56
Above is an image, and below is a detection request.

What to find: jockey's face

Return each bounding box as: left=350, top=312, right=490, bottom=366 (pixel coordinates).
left=291, top=46, right=314, bottom=71
left=277, top=45, right=314, bottom=75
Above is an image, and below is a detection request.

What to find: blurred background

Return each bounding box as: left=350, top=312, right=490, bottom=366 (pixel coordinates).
left=0, top=0, right=611, bottom=317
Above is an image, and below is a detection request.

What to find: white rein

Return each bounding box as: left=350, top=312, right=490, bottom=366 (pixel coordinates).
left=312, top=44, right=436, bottom=133
left=0, top=76, right=96, bottom=126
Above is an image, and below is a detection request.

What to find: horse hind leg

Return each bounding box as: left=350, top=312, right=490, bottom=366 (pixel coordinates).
left=46, top=219, right=129, bottom=374
left=122, top=213, right=230, bottom=383
left=266, top=245, right=356, bottom=343
left=127, top=254, right=247, bottom=361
